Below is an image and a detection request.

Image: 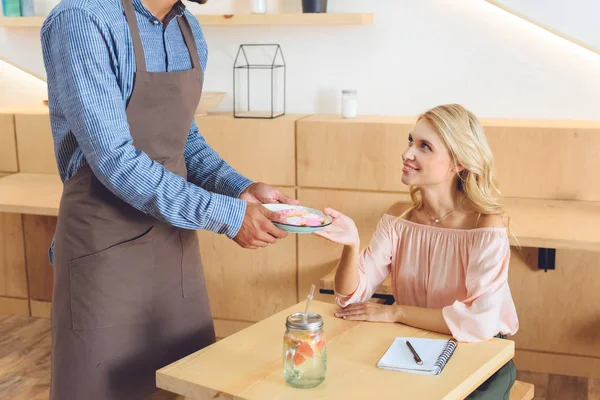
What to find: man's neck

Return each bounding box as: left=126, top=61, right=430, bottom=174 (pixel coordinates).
left=142, top=0, right=178, bottom=22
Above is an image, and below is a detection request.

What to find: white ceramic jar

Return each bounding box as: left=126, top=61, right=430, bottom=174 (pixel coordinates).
left=251, top=0, right=266, bottom=14
left=341, top=90, right=358, bottom=119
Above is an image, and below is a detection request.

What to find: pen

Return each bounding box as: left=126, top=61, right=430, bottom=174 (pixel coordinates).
left=405, top=340, right=423, bottom=365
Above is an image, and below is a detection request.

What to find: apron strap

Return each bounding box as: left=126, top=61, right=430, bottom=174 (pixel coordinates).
left=121, top=0, right=147, bottom=73
left=177, top=15, right=201, bottom=70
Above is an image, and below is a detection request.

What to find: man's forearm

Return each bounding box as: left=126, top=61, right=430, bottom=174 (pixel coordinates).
left=184, top=126, right=253, bottom=197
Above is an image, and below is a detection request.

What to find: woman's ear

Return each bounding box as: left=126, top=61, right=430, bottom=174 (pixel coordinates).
left=453, top=164, right=465, bottom=173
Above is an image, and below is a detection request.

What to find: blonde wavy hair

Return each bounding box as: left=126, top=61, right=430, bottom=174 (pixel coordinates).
left=406, top=104, right=513, bottom=233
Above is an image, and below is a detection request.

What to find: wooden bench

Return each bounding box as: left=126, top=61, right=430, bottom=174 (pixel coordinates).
left=503, top=197, right=600, bottom=271
left=510, top=380, right=535, bottom=400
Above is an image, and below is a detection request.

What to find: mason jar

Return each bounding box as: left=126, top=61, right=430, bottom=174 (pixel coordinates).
left=283, top=312, right=327, bottom=388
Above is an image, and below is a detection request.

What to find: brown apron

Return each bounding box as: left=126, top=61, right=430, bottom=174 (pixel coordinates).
left=50, top=1, right=215, bottom=399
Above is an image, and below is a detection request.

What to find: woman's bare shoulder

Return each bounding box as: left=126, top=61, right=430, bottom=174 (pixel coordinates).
left=477, top=213, right=506, bottom=228
left=385, top=201, right=412, bottom=218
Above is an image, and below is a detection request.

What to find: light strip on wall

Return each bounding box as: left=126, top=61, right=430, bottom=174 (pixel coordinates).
left=484, top=0, right=600, bottom=56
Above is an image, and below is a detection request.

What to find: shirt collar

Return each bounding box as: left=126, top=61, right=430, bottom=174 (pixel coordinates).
left=130, top=0, right=187, bottom=23
left=171, top=1, right=187, bottom=17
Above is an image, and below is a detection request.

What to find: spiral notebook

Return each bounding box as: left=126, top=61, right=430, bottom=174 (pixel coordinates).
left=377, top=337, right=458, bottom=375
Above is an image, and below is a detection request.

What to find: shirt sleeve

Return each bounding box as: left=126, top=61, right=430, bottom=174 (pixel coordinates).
left=335, top=216, right=395, bottom=307
left=41, top=9, right=245, bottom=238
left=184, top=121, right=253, bottom=197
left=183, top=13, right=253, bottom=197
left=442, top=231, right=513, bottom=342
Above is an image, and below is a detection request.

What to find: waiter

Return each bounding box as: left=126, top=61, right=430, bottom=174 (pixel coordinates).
left=41, top=0, right=295, bottom=398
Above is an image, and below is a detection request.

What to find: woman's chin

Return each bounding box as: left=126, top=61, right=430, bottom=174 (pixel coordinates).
left=401, top=174, right=417, bottom=186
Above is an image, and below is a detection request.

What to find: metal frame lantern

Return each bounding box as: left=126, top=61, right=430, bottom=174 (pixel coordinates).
left=233, top=44, right=286, bottom=119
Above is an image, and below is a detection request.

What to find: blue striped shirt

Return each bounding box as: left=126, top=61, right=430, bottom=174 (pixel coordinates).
left=41, top=0, right=252, bottom=263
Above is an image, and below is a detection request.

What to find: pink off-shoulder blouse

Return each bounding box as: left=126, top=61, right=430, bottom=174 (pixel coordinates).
left=335, top=215, right=519, bottom=342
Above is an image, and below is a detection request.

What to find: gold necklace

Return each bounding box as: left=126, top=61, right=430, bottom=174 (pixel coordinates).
left=424, top=197, right=465, bottom=224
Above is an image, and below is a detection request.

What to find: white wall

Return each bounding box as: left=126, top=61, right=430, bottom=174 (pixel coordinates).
left=2, top=0, right=600, bottom=119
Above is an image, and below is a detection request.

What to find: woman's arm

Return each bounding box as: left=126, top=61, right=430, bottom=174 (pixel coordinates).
left=314, top=209, right=362, bottom=295
left=395, top=306, right=452, bottom=335
left=315, top=210, right=394, bottom=306
left=334, top=245, right=361, bottom=296
left=333, top=302, right=451, bottom=336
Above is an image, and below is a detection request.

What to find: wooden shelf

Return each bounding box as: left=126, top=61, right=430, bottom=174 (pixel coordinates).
left=0, top=16, right=44, bottom=27
left=504, top=197, right=600, bottom=252
left=0, top=172, right=598, bottom=252
left=0, top=13, right=373, bottom=28
left=198, top=13, right=373, bottom=25
left=0, top=173, right=62, bottom=216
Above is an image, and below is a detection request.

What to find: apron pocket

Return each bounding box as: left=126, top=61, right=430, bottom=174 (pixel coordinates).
left=69, top=228, right=155, bottom=331
left=180, top=229, right=205, bottom=299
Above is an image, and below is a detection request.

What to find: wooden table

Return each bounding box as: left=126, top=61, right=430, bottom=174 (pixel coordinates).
left=157, top=301, right=514, bottom=400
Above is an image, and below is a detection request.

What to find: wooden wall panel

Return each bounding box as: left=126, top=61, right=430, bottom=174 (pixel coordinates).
left=0, top=114, right=18, bottom=173
left=297, top=115, right=600, bottom=202
left=14, top=114, right=58, bottom=175
left=0, top=213, right=27, bottom=299
left=509, top=248, right=600, bottom=358
left=199, top=187, right=298, bottom=322
left=197, top=113, right=305, bottom=187
left=23, top=215, right=56, bottom=302
left=486, top=125, right=600, bottom=201
left=297, top=189, right=409, bottom=303
left=297, top=115, right=412, bottom=192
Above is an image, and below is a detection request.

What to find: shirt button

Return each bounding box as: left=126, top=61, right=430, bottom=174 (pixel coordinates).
left=152, top=19, right=159, bottom=25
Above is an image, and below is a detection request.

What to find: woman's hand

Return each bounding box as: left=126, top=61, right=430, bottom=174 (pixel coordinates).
left=334, top=302, right=400, bottom=323
left=313, top=208, right=360, bottom=247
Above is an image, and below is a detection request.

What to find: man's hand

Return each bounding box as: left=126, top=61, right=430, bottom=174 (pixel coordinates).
left=240, top=183, right=300, bottom=205
left=233, top=203, right=288, bottom=249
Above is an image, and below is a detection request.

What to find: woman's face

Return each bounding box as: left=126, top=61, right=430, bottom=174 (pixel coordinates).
left=401, top=119, right=458, bottom=188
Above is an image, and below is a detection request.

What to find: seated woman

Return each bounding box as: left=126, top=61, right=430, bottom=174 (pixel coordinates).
left=315, top=104, right=519, bottom=399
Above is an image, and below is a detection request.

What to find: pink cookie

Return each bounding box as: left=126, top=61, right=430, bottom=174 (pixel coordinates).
left=277, top=209, right=326, bottom=226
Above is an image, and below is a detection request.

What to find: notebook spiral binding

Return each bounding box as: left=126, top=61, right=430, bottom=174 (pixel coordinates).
left=433, top=338, right=458, bottom=375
